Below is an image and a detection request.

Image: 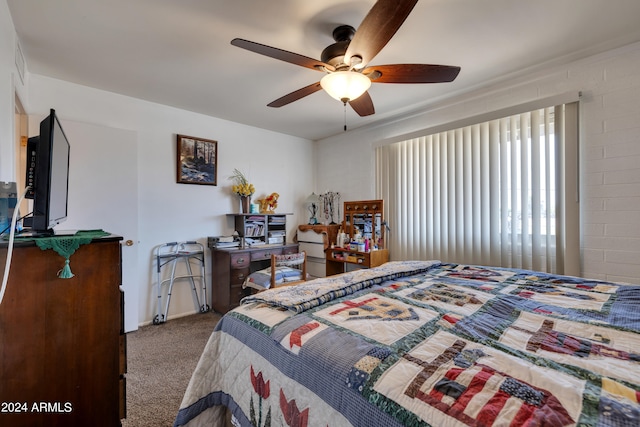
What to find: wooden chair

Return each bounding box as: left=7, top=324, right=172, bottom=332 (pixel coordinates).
left=270, top=251, right=307, bottom=288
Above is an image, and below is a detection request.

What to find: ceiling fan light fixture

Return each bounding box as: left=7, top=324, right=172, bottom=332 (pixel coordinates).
left=320, top=71, right=371, bottom=103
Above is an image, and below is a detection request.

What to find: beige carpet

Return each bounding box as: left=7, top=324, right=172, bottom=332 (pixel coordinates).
left=122, top=311, right=221, bottom=427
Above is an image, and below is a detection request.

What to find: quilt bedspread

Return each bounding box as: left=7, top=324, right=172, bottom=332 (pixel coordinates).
left=175, top=261, right=640, bottom=427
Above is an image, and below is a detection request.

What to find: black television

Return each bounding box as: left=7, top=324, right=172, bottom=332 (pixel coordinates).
left=24, top=109, right=70, bottom=236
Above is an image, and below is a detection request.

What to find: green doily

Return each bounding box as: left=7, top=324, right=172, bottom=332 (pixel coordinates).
left=32, top=230, right=110, bottom=278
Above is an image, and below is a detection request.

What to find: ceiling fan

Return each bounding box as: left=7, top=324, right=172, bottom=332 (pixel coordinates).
left=231, top=0, right=461, bottom=117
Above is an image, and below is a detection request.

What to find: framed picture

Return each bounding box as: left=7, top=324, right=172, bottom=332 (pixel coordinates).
left=176, top=134, right=217, bottom=185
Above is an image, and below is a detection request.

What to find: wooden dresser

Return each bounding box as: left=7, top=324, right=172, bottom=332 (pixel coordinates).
left=0, top=235, right=125, bottom=426
left=209, top=243, right=298, bottom=314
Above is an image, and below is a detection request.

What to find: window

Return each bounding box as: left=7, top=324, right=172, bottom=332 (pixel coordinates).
left=376, top=101, right=579, bottom=274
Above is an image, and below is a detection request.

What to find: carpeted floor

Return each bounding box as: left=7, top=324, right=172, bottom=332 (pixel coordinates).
left=122, top=311, right=221, bottom=427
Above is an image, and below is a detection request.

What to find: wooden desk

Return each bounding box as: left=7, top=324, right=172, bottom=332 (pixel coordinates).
left=209, top=243, right=298, bottom=313
left=0, top=235, right=125, bottom=427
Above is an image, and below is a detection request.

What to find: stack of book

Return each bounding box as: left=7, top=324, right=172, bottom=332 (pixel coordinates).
left=268, top=216, right=286, bottom=224
left=267, top=230, right=285, bottom=245
left=208, top=235, right=240, bottom=249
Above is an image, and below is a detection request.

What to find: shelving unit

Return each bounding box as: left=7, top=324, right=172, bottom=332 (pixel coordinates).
left=267, top=215, right=287, bottom=245
left=343, top=199, right=385, bottom=248
left=229, top=213, right=292, bottom=245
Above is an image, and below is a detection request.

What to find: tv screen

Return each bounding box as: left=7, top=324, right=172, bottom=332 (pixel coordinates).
left=25, top=109, right=70, bottom=235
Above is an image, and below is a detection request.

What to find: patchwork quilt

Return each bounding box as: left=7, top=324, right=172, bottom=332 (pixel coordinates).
left=174, top=261, right=640, bottom=427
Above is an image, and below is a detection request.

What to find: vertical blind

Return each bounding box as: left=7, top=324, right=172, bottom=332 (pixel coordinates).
left=376, top=102, right=579, bottom=275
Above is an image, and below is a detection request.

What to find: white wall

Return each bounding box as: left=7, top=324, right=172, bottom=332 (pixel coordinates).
left=316, top=42, right=640, bottom=285
left=24, top=75, right=314, bottom=329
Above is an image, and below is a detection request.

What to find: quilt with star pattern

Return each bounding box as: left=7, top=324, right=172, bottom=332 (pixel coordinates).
left=174, top=261, right=640, bottom=427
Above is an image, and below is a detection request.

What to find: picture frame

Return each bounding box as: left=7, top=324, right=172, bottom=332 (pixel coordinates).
left=176, top=134, right=217, bottom=185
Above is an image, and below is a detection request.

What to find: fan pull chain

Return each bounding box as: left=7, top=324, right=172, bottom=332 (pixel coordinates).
left=343, top=101, right=348, bottom=131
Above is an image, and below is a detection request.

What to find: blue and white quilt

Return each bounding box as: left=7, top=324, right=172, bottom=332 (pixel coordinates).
left=175, top=261, right=640, bottom=427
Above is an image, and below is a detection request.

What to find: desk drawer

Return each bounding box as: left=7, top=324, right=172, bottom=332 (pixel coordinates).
left=251, top=247, right=283, bottom=261
left=230, top=284, right=248, bottom=306
left=282, top=245, right=298, bottom=255
left=230, top=252, right=250, bottom=268
left=230, top=267, right=250, bottom=285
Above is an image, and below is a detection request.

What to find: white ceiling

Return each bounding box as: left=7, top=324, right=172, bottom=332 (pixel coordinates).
left=8, top=0, right=640, bottom=141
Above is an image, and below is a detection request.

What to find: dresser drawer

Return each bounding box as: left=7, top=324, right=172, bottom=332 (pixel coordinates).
left=119, top=334, right=127, bottom=375
left=119, top=377, right=126, bottom=419
left=298, top=229, right=326, bottom=244
left=299, top=242, right=326, bottom=259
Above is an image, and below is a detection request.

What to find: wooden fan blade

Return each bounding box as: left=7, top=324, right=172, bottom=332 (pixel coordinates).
left=231, top=38, right=334, bottom=72
left=349, top=91, right=375, bottom=116
left=345, top=0, right=418, bottom=68
left=267, top=82, right=323, bottom=108
left=363, top=64, right=461, bottom=83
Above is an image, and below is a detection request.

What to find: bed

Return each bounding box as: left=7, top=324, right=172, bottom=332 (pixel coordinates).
left=174, top=260, right=640, bottom=427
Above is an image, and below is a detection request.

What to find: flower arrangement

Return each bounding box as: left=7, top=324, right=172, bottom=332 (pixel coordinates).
left=229, top=168, right=255, bottom=197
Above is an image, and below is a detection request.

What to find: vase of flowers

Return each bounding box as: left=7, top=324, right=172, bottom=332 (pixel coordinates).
left=229, top=169, right=255, bottom=213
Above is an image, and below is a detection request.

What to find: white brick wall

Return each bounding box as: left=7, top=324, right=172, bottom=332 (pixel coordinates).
left=317, top=41, right=640, bottom=285
left=582, top=44, right=640, bottom=283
